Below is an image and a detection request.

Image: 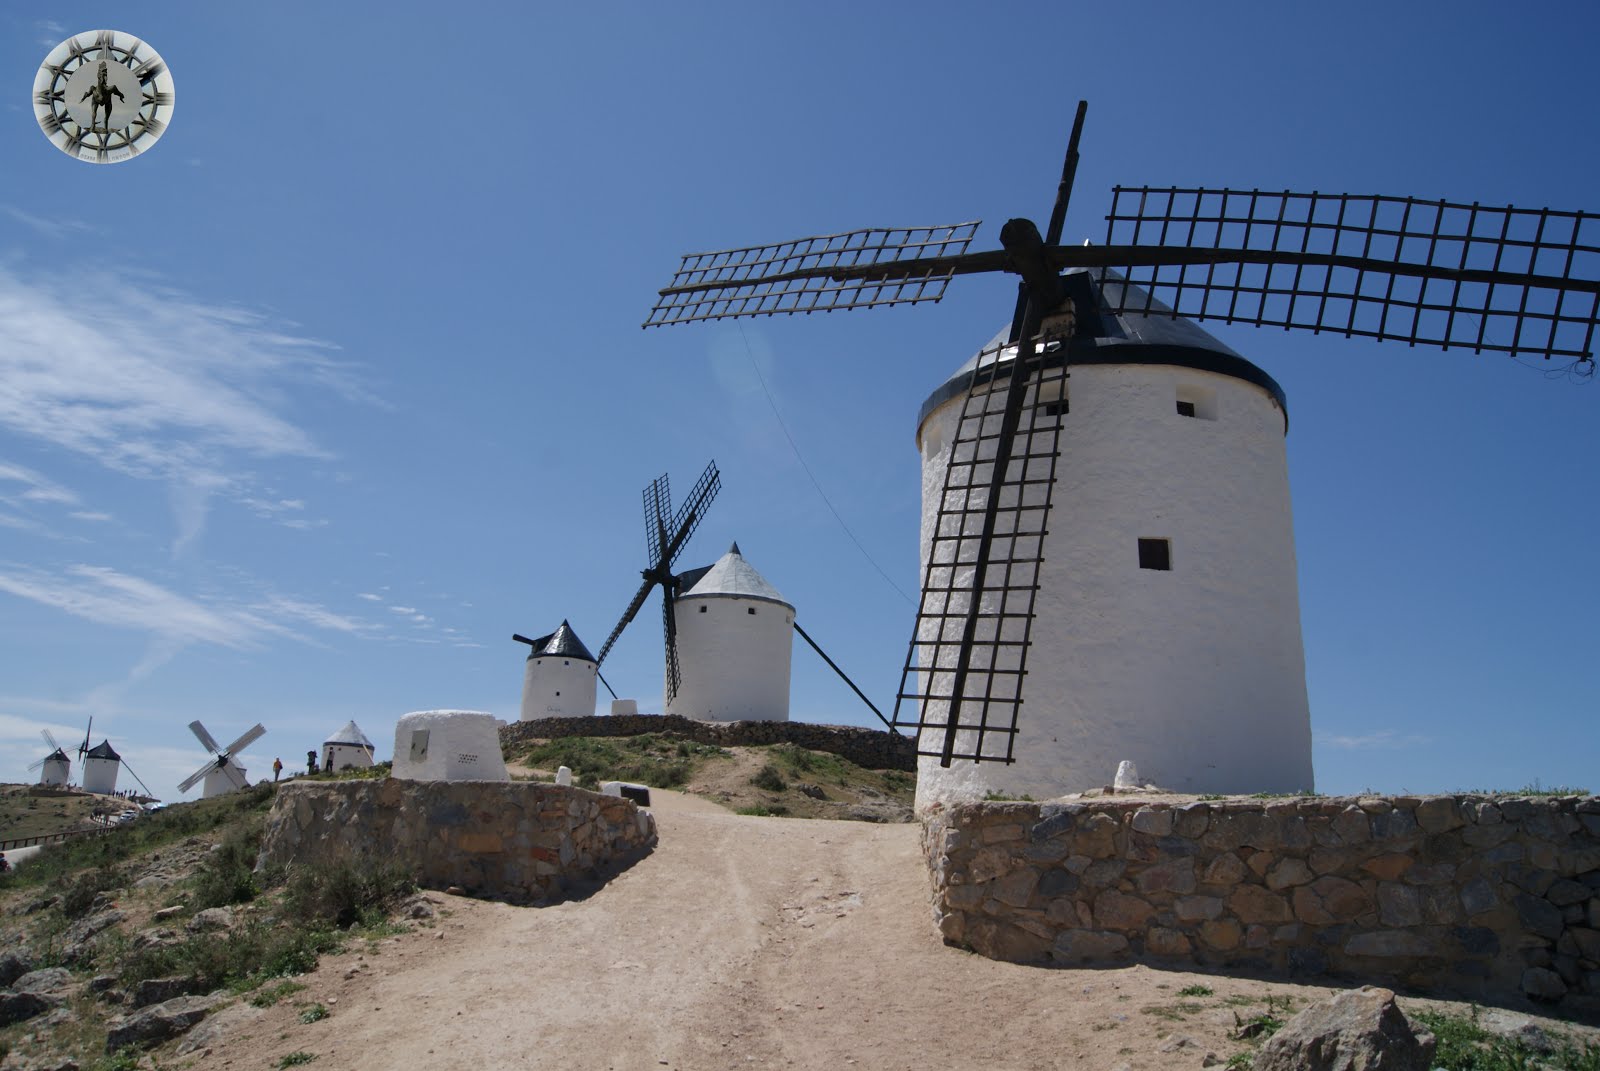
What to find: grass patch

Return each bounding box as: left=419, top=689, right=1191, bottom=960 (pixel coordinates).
left=509, top=734, right=725, bottom=790
left=1141, top=1002, right=1203, bottom=1021
left=982, top=791, right=1036, bottom=802
left=251, top=980, right=307, bottom=1008
left=750, top=764, right=788, bottom=792
left=734, top=804, right=788, bottom=817
left=1413, top=1009, right=1600, bottom=1071
left=0, top=782, right=279, bottom=896
left=278, top=1053, right=317, bottom=1068
left=298, top=1003, right=329, bottom=1024
left=1178, top=984, right=1213, bottom=997
left=190, top=817, right=266, bottom=909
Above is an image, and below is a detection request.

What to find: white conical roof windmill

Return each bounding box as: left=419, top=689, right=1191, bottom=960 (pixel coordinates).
left=178, top=720, right=266, bottom=798
left=644, top=100, right=1599, bottom=809
left=28, top=730, right=71, bottom=787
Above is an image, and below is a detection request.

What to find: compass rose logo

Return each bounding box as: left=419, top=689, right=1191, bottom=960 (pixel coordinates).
left=34, top=30, right=175, bottom=164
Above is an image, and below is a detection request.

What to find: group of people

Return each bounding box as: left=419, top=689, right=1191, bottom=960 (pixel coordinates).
left=266, top=752, right=333, bottom=782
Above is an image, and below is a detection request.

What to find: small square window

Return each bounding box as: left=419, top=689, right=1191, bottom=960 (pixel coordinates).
left=1042, top=399, right=1069, bottom=417
left=1138, top=538, right=1171, bottom=571
left=1176, top=400, right=1196, bottom=418
left=698, top=605, right=707, bottom=613
left=747, top=607, right=757, bottom=615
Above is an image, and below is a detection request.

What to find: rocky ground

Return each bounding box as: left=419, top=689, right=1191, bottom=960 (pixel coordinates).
left=4, top=790, right=1594, bottom=1071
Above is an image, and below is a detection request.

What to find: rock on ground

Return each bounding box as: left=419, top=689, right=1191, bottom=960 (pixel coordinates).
left=1254, top=986, right=1435, bottom=1071
left=104, top=992, right=229, bottom=1052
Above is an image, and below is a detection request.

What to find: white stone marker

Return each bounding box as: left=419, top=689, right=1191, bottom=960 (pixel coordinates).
left=555, top=765, right=572, bottom=787
left=391, top=710, right=509, bottom=782
left=1114, top=760, right=1141, bottom=791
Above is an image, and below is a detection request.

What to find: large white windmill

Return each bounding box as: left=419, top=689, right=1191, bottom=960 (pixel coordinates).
left=178, top=720, right=266, bottom=798
left=28, top=730, right=71, bottom=787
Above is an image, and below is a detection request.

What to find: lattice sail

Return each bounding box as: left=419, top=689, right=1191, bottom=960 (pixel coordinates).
left=893, top=335, right=1066, bottom=765
left=645, top=222, right=981, bottom=326
left=1102, top=187, right=1600, bottom=362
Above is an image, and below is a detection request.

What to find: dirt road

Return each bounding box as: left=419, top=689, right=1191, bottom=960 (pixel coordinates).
left=194, top=792, right=1549, bottom=1071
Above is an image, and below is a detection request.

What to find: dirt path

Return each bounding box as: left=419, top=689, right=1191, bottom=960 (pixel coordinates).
left=194, top=793, right=1577, bottom=1071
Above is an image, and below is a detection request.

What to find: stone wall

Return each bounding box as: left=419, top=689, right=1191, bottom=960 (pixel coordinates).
left=501, top=714, right=915, bottom=772
left=924, top=794, right=1600, bottom=1018
left=257, top=779, right=656, bottom=904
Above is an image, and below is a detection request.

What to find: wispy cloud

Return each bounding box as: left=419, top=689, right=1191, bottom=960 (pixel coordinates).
left=1316, top=728, right=1429, bottom=750
left=69, top=511, right=113, bottom=523
left=0, top=563, right=380, bottom=649
left=0, top=460, right=79, bottom=506
left=356, top=592, right=383, bottom=602
left=2, top=205, right=90, bottom=240
left=0, top=263, right=373, bottom=552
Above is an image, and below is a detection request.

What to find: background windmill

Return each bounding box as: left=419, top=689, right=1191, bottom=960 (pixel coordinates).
left=644, top=101, right=1599, bottom=801
left=594, top=461, right=721, bottom=707
left=178, top=720, right=265, bottom=798
left=28, top=730, right=71, bottom=787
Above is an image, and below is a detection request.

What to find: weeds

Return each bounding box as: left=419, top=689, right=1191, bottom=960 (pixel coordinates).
left=190, top=818, right=266, bottom=909
left=750, top=764, right=788, bottom=793
left=298, top=1003, right=329, bottom=1024
left=278, top=1053, right=317, bottom=1068
left=735, top=804, right=788, bottom=817
left=511, top=735, right=716, bottom=789
left=1178, top=984, right=1213, bottom=997
left=1413, top=1009, right=1600, bottom=1071
left=251, top=980, right=307, bottom=1008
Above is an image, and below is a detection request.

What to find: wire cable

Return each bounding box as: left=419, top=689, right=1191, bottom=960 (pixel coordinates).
left=737, top=323, right=916, bottom=606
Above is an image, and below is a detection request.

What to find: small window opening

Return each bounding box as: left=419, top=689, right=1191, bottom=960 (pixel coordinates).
left=1042, top=398, right=1069, bottom=417
left=555, top=691, right=561, bottom=697
left=563, top=660, right=569, bottom=665
left=698, top=605, right=707, bottom=613
left=1176, top=400, right=1196, bottom=418
left=1138, top=538, right=1172, bottom=571
left=747, top=607, right=757, bottom=615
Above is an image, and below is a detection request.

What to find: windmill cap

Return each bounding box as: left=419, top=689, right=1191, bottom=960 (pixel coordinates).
left=918, top=267, right=1288, bottom=430
left=525, top=620, right=597, bottom=663
left=323, top=720, right=375, bottom=749
left=680, top=544, right=792, bottom=608
left=85, top=740, right=121, bottom=761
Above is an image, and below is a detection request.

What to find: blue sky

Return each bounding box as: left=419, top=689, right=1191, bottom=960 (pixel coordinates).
left=1, top=3, right=1595, bottom=799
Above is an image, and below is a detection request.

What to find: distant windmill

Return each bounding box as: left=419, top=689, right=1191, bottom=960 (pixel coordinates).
left=28, top=730, right=71, bottom=787
left=595, top=461, right=721, bottom=705
left=178, top=720, right=265, bottom=797
left=645, top=100, right=1599, bottom=803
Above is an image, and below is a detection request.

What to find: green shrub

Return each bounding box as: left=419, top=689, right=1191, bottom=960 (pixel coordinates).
left=190, top=819, right=265, bottom=909
left=278, top=1053, right=317, bottom=1068
left=298, top=1003, right=329, bottom=1023
left=280, top=861, right=416, bottom=930
left=751, top=764, right=787, bottom=792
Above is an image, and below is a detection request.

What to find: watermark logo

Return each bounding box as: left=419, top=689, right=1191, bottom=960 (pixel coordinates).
left=34, top=30, right=175, bottom=164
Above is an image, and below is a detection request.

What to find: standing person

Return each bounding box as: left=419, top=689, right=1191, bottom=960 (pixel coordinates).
left=306, top=750, right=318, bottom=776
left=272, top=757, right=283, bottom=782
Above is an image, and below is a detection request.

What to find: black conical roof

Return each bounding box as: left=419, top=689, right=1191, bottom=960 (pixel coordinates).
left=918, top=268, right=1287, bottom=428
left=44, top=748, right=69, bottom=763
left=85, top=739, right=120, bottom=761
left=529, top=619, right=596, bottom=663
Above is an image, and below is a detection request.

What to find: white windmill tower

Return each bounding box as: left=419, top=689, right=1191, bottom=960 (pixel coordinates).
left=512, top=621, right=599, bottom=721
left=667, top=543, right=795, bottom=723
left=321, top=720, right=376, bottom=771
left=178, top=720, right=265, bottom=798
left=29, top=731, right=71, bottom=787
left=81, top=738, right=124, bottom=795
left=644, top=100, right=1598, bottom=809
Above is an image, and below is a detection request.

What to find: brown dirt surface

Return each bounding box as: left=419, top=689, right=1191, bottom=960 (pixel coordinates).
left=187, top=790, right=1597, bottom=1071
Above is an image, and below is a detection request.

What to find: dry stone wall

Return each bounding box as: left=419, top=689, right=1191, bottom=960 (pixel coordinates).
left=924, top=794, right=1600, bottom=1017
left=500, top=714, right=915, bottom=771
left=257, top=779, right=656, bottom=904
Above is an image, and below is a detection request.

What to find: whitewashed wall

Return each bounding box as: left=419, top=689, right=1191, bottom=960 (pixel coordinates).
left=322, top=742, right=374, bottom=770
left=39, top=757, right=68, bottom=787
left=201, top=764, right=245, bottom=798
left=82, top=756, right=119, bottom=795
left=520, top=654, right=598, bottom=720
left=914, top=361, right=1313, bottom=808
left=391, top=710, right=508, bottom=782
left=666, top=595, right=793, bottom=722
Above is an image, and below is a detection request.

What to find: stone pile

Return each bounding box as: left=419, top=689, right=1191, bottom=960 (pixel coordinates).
left=924, top=793, right=1600, bottom=1015
left=257, top=779, right=657, bottom=904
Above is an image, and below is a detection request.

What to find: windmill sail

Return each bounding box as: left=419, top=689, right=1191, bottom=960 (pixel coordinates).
left=645, top=223, right=982, bottom=326
left=894, top=332, right=1068, bottom=764
left=1100, top=187, right=1600, bottom=362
